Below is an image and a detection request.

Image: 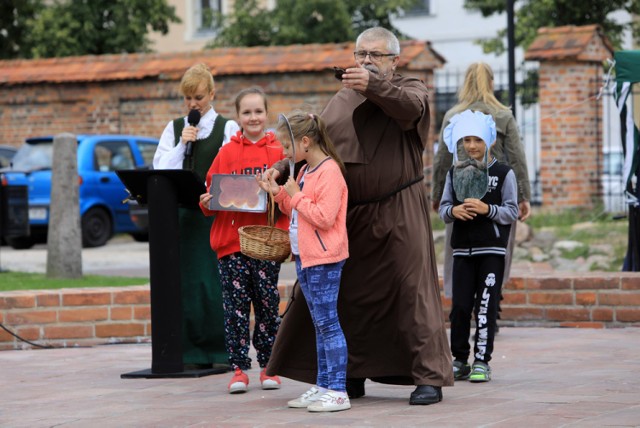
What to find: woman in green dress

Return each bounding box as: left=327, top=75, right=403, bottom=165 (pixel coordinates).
left=153, top=63, right=240, bottom=368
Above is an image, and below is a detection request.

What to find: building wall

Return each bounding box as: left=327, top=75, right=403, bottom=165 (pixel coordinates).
left=0, top=69, right=433, bottom=147
left=149, top=0, right=275, bottom=53
left=393, top=0, right=523, bottom=74
left=393, top=1, right=634, bottom=75
left=153, top=0, right=527, bottom=71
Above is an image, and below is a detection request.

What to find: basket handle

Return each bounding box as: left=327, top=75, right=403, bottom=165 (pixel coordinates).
left=267, top=192, right=276, bottom=227
left=265, top=193, right=277, bottom=242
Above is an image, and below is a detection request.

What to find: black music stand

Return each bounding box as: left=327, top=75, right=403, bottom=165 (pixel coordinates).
left=116, top=169, right=227, bottom=378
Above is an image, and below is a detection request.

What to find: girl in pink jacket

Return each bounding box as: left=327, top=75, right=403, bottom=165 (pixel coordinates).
left=257, top=111, right=350, bottom=413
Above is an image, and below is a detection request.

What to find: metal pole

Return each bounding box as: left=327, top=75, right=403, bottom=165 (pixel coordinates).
left=507, top=0, right=517, bottom=118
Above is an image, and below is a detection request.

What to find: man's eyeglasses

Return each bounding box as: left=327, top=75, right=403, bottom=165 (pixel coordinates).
left=354, top=51, right=397, bottom=62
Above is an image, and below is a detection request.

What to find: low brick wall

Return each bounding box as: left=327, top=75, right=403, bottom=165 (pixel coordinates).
left=440, top=272, right=640, bottom=328
left=1, top=273, right=639, bottom=350
left=0, top=283, right=294, bottom=351
left=0, top=286, right=152, bottom=350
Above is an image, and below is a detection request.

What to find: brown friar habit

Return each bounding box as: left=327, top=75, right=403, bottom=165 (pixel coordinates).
left=266, top=73, right=454, bottom=388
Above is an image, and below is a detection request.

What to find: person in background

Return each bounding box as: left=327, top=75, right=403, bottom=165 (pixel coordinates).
left=265, top=27, right=453, bottom=406
left=258, top=112, right=350, bottom=412
left=199, top=87, right=288, bottom=394
left=438, top=109, right=519, bottom=382
left=153, top=63, right=240, bottom=370
left=431, top=62, right=531, bottom=314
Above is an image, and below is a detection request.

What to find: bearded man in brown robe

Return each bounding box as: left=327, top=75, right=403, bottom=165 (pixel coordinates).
left=266, top=27, right=453, bottom=405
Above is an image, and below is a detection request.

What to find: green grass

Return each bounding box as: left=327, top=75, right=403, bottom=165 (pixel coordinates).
left=527, top=207, right=620, bottom=228
left=431, top=215, right=445, bottom=231
left=557, top=245, right=590, bottom=260
left=527, top=210, right=583, bottom=228
left=523, top=209, right=629, bottom=271
left=0, top=271, right=149, bottom=292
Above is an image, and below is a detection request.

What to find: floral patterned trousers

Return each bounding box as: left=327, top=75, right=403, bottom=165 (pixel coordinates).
left=218, top=252, right=281, bottom=370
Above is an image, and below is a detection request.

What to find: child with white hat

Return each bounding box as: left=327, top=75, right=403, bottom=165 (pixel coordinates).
left=438, top=109, right=519, bottom=382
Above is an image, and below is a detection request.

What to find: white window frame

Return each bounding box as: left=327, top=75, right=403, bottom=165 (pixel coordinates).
left=406, top=0, right=435, bottom=16
left=194, top=0, right=223, bottom=36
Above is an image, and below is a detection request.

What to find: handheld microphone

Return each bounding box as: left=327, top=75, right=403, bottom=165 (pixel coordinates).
left=185, top=109, right=201, bottom=157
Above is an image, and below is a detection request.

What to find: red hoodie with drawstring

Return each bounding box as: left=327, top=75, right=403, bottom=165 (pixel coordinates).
left=200, top=130, right=289, bottom=258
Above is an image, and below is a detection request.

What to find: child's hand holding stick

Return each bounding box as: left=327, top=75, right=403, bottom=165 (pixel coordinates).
left=256, top=170, right=280, bottom=196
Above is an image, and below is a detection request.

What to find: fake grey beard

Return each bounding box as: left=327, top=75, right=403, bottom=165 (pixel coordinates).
left=454, top=158, right=486, bottom=169
left=453, top=159, right=489, bottom=202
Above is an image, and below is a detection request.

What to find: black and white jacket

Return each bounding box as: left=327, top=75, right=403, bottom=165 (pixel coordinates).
left=439, top=158, right=519, bottom=257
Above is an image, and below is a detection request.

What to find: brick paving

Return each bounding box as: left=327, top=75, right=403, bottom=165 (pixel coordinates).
left=1, top=327, right=639, bottom=427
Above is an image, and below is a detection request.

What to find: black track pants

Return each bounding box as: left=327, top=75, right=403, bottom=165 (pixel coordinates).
left=449, top=255, right=504, bottom=364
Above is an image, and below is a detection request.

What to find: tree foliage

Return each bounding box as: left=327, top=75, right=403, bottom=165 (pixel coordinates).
left=345, top=0, right=417, bottom=36
left=2, top=0, right=180, bottom=59
left=271, top=0, right=353, bottom=45
left=205, top=0, right=273, bottom=47
left=464, top=0, right=640, bottom=55
left=208, top=0, right=420, bottom=48
left=0, top=0, right=43, bottom=59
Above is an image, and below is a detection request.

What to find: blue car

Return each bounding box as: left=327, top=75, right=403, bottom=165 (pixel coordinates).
left=1, top=135, right=158, bottom=249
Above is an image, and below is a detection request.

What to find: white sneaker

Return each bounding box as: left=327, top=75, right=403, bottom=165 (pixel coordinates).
left=287, top=387, right=322, bottom=408
left=307, top=391, right=351, bottom=412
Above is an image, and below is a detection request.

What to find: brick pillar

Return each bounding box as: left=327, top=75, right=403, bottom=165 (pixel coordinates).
left=525, top=25, right=614, bottom=210
left=537, top=62, right=602, bottom=208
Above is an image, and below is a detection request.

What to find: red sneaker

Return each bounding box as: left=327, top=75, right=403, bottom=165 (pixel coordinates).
left=228, top=368, right=249, bottom=394
left=260, top=368, right=281, bottom=390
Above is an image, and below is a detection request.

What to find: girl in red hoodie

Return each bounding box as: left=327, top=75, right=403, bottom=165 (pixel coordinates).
left=199, top=87, right=288, bottom=394
left=257, top=111, right=350, bottom=413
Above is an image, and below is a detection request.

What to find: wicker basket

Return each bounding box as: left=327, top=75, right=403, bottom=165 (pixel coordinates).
left=238, top=194, right=291, bottom=262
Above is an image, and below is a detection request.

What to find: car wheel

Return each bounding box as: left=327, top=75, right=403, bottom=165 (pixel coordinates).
left=82, top=208, right=112, bottom=248
left=6, top=236, right=35, bottom=250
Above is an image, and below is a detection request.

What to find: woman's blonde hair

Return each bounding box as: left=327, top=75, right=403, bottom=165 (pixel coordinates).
left=278, top=110, right=346, bottom=175
left=451, top=62, right=509, bottom=114
left=180, top=63, right=214, bottom=96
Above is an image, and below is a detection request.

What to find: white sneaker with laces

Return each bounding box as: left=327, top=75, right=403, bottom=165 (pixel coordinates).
left=287, top=386, right=322, bottom=408
left=307, top=391, right=351, bottom=412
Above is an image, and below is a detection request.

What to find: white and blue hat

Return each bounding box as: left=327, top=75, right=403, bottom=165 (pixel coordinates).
left=442, top=110, right=497, bottom=161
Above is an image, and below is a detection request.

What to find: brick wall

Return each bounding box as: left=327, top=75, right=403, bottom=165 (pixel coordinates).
left=0, top=70, right=434, bottom=150
left=0, top=282, right=294, bottom=351
left=441, top=273, right=640, bottom=328
left=525, top=25, right=614, bottom=210
left=1, top=274, right=639, bottom=350
left=537, top=63, right=602, bottom=209
left=0, top=286, right=151, bottom=350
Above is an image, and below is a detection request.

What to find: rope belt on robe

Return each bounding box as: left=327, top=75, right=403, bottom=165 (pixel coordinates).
left=348, top=175, right=424, bottom=208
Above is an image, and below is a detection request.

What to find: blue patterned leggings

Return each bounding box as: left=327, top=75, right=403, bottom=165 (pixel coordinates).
left=295, top=258, right=347, bottom=392
left=218, top=253, right=281, bottom=370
